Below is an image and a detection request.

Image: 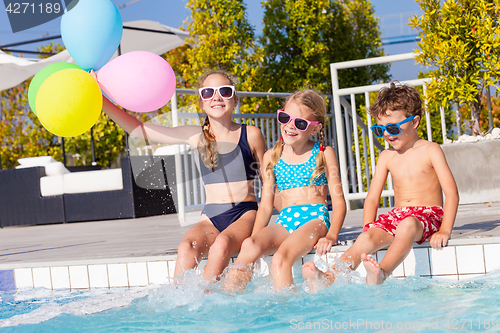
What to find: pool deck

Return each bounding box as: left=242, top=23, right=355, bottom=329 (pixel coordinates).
left=1, top=201, right=500, bottom=266
left=1, top=201, right=500, bottom=289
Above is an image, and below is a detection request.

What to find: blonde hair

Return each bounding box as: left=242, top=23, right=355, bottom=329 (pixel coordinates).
left=196, top=71, right=237, bottom=170
left=266, top=90, right=327, bottom=185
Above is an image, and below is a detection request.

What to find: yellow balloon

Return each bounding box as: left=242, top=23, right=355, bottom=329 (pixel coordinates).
left=36, top=68, right=102, bottom=137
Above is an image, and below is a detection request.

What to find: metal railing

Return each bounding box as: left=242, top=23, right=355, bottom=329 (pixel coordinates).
left=164, top=91, right=340, bottom=223
left=330, top=52, right=454, bottom=210
left=158, top=52, right=453, bottom=222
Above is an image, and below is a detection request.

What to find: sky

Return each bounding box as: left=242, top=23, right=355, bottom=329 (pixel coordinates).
left=0, top=0, right=424, bottom=83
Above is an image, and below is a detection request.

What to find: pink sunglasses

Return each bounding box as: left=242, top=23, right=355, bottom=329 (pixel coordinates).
left=277, top=109, right=320, bottom=131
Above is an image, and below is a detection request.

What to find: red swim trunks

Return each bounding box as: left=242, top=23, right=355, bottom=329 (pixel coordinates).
left=363, top=206, right=443, bottom=245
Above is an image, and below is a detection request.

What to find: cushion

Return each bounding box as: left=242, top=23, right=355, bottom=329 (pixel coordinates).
left=44, top=162, right=71, bottom=177
left=17, top=156, right=56, bottom=167
left=40, top=175, right=64, bottom=196
left=153, top=145, right=190, bottom=156
left=63, top=169, right=123, bottom=194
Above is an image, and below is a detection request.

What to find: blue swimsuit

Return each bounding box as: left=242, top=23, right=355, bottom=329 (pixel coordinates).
left=273, top=141, right=330, bottom=233
left=199, top=124, right=258, bottom=232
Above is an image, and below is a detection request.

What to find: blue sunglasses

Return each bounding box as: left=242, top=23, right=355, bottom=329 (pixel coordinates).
left=370, top=115, right=416, bottom=138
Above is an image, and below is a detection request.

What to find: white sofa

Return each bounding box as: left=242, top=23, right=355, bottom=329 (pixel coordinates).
left=16, top=156, right=124, bottom=197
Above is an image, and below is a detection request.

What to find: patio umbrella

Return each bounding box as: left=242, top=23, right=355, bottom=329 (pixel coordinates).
left=0, top=20, right=188, bottom=91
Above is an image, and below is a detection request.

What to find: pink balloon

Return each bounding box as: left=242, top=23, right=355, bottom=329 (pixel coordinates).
left=97, top=51, right=176, bottom=112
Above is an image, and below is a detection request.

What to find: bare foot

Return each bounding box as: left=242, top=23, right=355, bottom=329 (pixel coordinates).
left=302, top=262, right=335, bottom=294
left=222, top=264, right=252, bottom=293
left=361, top=253, right=387, bottom=285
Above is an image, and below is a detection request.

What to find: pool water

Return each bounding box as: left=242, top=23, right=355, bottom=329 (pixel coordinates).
left=1, top=268, right=500, bottom=332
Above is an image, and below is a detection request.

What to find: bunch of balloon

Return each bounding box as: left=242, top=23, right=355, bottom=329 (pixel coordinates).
left=29, top=0, right=177, bottom=137
left=97, top=51, right=176, bottom=113
left=29, top=0, right=123, bottom=137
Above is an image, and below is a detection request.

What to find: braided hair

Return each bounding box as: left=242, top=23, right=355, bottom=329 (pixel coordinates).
left=266, top=90, right=327, bottom=185
left=196, top=71, right=237, bottom=170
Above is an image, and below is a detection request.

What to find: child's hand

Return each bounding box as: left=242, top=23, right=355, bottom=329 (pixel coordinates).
left=429, top=231, right=451, bottom=249
left=314, top=236, right=337, bottom=255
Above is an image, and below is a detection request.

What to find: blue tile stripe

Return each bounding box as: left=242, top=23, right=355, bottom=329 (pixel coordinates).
left=0, top=270, right=15, bottom=291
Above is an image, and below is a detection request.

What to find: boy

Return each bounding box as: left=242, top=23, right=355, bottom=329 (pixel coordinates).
left=302, top=82, right=459, bottom=292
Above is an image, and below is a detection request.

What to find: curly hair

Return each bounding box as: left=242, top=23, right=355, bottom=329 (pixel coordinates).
left=369, top=82, right=423, bottom=119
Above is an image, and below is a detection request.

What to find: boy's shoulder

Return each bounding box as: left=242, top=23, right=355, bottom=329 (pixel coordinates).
left=414, top=139, right=443, bottom=155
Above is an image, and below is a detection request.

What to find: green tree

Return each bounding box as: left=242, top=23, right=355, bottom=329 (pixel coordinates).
left=179, top=0, right=262, bottom=109
left=0, top=80, right=62, bottom=169
left=258, top=0, right=389, bottom=99
left=410, top=0, right=500, bottom=135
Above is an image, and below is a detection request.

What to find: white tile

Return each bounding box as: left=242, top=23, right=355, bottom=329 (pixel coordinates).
left=259, top=256, right=273, bottom=277
left=147, top=261, right=168, bottom=285
left=484, top=244, right=500, bottom=273
left=458, top=273, right=485, bottom=281
left=128, top=262, right=148, bottom=287
left=14, top=268, right=33, bottom=289
left=376, top=250, right=405, bottom=277
left=254, top=257, right=270, bottom=277
left=404, top=248, right=431, bottom=276
left=88, top=264, right=109, bottom=288
left=69, top=265, right=89, bottom=289
left=432, top=275, right=458, bottom=281
left=166, top=261, right=176, bottom=282
left=314, top=253, right=328, bottom=263
left=196, top=260, right=208, bottom=275
left=50, top=266, right=70, bottom=289
left=302, top=254, right=315, bottom=264
left=326, top=251, right=344, bottom=263
left=291, top=260, right=303, bottom=278
left=429, top=246, right=457, bottom=276
left=355, top=259, right=367, bottom=277
left=32, top=267, right=51, bottom=289
left=456, top=245, right=485, bottom=274
left=108, top=264, right=128, bottom=287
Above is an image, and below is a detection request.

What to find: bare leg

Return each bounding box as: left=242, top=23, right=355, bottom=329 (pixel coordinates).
left=363, top=217, right=423, bottom=285
left=223, top=224, right=288, bottom=292
left=272, top=220, right=328, bottom=291
left=303, top=227, right=393, bottom=293
left=202, top=210, right=255, bottom=281
left=174, top=220, right=218, bottom=280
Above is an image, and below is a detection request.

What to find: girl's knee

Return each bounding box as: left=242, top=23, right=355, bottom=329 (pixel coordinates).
left=240, top=237, right=259, bottom=253
left=208, top=234, right=231, bottom=256
left=178, top=239, right=198, bottom=256
left=271, top=251, right=293, bottom=271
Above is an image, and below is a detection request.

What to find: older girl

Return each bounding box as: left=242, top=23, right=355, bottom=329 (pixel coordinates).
left=102, top=71, right=266, bottom=281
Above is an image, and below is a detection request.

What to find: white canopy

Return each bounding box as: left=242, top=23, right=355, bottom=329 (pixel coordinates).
left=0, top=20, right=188, bottom=91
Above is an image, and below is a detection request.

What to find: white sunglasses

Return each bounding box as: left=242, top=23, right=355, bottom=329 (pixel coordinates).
left=198, top=85, right=235, bottom=100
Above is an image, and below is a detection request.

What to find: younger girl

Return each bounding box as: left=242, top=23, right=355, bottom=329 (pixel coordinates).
left=223, top=90, right=346, bottom=292
left=101, top=71, right=266, bottom=282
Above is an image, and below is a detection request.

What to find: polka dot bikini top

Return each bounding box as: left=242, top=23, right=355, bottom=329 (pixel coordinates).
left=273, top=141, right=328, bottom=192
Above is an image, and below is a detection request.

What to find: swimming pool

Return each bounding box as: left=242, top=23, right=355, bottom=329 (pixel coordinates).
left=2, top=267, right=500, bottom=332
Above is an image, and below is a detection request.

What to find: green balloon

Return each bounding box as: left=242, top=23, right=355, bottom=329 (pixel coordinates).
left=28, top=62, right=82, bottom=115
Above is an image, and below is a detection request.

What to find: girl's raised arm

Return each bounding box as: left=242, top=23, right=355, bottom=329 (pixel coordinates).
left=102, top=96, right=201, bottom=147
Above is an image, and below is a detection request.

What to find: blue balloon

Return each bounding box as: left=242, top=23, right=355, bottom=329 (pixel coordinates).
left=61, top=0, right=123, bottom=71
